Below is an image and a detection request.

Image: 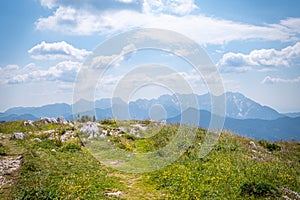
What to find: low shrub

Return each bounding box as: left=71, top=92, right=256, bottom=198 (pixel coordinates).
left=60, top=142, right=81, bottom=152
left=241, top=181, right=280, bottom=197
left=0, top=142, right=7, bottom=155
left=259, top=140, right=281, bottom=151
left=17, top=187, right=59, bottom=200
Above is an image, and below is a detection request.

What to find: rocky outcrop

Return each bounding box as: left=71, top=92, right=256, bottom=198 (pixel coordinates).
left=11, top=132, right=25, bottom=140
left=40, top=116, right=73, bottom=126
left=80, top=122, right=99, bottom=139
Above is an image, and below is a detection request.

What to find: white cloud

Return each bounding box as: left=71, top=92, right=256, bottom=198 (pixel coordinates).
left=2, top=61, right=81, bottom=84
left=142, top=0, right=197, bottom=15
left=117, top=0, right=136, bottom=3
left=262, top=76, right=300, bottom=84
left=28, top=41, right=91, bottom=61
left=218, top=42, right=300, bottom=73
left=91, top=43, right=136, bottom=68
left=257, top=68, right=278, bottom=73
left=278, top=18, right=300, bottom=36
left=35, top=1, right=300, bottom=45
left=40, top=0, right=56, bottom=9
left=0, top=63, right=38, bottom=84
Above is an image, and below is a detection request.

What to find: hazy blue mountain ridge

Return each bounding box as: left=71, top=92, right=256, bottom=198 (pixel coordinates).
left=0, top=92, right=299, bottom=141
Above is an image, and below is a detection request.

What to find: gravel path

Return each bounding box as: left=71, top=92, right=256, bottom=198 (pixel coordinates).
left=0, top=155, right=22, bottom=187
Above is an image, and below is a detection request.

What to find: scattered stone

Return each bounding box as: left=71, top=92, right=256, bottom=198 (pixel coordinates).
left=34, top=138, right=42, bottom=142
left=119, top=127, right=126, bottom=133
left=282, top=195, right=292, bottom=200
left=102, top=130, right=108, bottom=135
left=40, top=117, right=70, bottom=124
left=57, top=116, right=68, bottom=125
left=0, top=155, right=23, bottom=187
left=42, top=130, right=56, bottom=134
left=11, top=132, right=25, bottom=140
left=99, top=134, right=106, bottom=140
left=80, top=122, right=99, bottom=139
left=249, top=141, right=257, bottom=150
left=40, top=117, right=57, bottom=124
left=106, top=191, right=122, bottom=196
left=109, top=160, right=122, bottom=165
left=130, top=128, right=139, bottom=137
left=132, top=124, right=147, bottom=131
left=160, top=120, right=167, bottom=126
left=280, top=187, right=300, bottom=200
left=23, top=120, right=34, bottom=126
left=51, top=149, right=56, bottom=152
left=60, top=130, right=75, bottom=142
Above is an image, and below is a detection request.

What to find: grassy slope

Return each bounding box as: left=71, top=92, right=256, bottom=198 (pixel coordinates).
left=0, top=120, right=299, bottom=199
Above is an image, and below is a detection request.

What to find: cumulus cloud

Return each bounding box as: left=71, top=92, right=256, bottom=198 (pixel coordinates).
left=142, top=0, right=197, bottom=15
left=35, top=1, right=300, bottom=45
left=1, top=61, right=81, bottom=84
left=40, top=0, right=142, bottom=11
left=0, top=63, right=38, bottom=84
left=218, top=42, right=300, bottom=73
left=28, top=41, right=91, bottom=61
left=278, top=18, right=300, bottom=36
left=117, top=0, right=137, bottom=3
left=261, top=76, right=300, bottom=84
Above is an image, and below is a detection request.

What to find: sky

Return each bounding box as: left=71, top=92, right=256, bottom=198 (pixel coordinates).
left=0, top=0, right=300, bottom=113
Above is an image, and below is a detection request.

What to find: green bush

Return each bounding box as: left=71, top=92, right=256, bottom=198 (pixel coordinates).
left=259, top=140, right=281, bottom=151
left=35, top=140, right=60, bottom=149
left=60, top=142, right=81, bottom=152
left=17, top=187, right=59, bottom=200
left=101, top=119, right=117, bottom=127
left=22, top=160, right=37, bottom=172
left=125, top=134, right=136, bottom=141
left=0, top=142, right=7, bottom=155
left=241, top=181, right=280, bottom=197
left=78, top=115, right=95, bottom=122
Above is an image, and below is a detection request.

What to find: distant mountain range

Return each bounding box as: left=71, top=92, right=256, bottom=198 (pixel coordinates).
left=0, top=92, right=299, bottom=141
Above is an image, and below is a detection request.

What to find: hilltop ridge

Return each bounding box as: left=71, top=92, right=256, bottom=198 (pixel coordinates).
left=0, top=119, right=299, bottom=199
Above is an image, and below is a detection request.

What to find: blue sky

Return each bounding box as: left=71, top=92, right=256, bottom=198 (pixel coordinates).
left=0, top=0, right=300, bottom=113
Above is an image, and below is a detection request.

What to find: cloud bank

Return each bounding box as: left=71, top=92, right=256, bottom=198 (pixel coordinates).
left=262, top=76, right=300, bottom=84
left=1, top=61, right=81, bottom=84
left=28, top=41, right=91, bottom=61
left=35, top=0, right=300, bottom=45
left=218, top=42, right=300, bottom=73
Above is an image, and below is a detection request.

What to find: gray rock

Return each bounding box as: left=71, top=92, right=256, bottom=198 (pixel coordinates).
left=40, top=117, right=58, bottom=124
left=280, top=187, right=300, bottom=200
left=160, top=120, right=167, bottom=126
left=80, top=122, right=99, bottom=139
left=119, top=127, right=126, bottom=133
left=57, top=116, right=68, bottom=124
left=106, top=191, right=122, bottom=196
left=34, top=138, right=42, bottom=142
left=60, top=130, right=75, bottom=142
left=99, top=134, right=106, bottom=140
left=11, top=132, right=25, bottom=140
left=249, top=141, right=257, bottom=150
left=23, top=120, right=34, bottom=126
